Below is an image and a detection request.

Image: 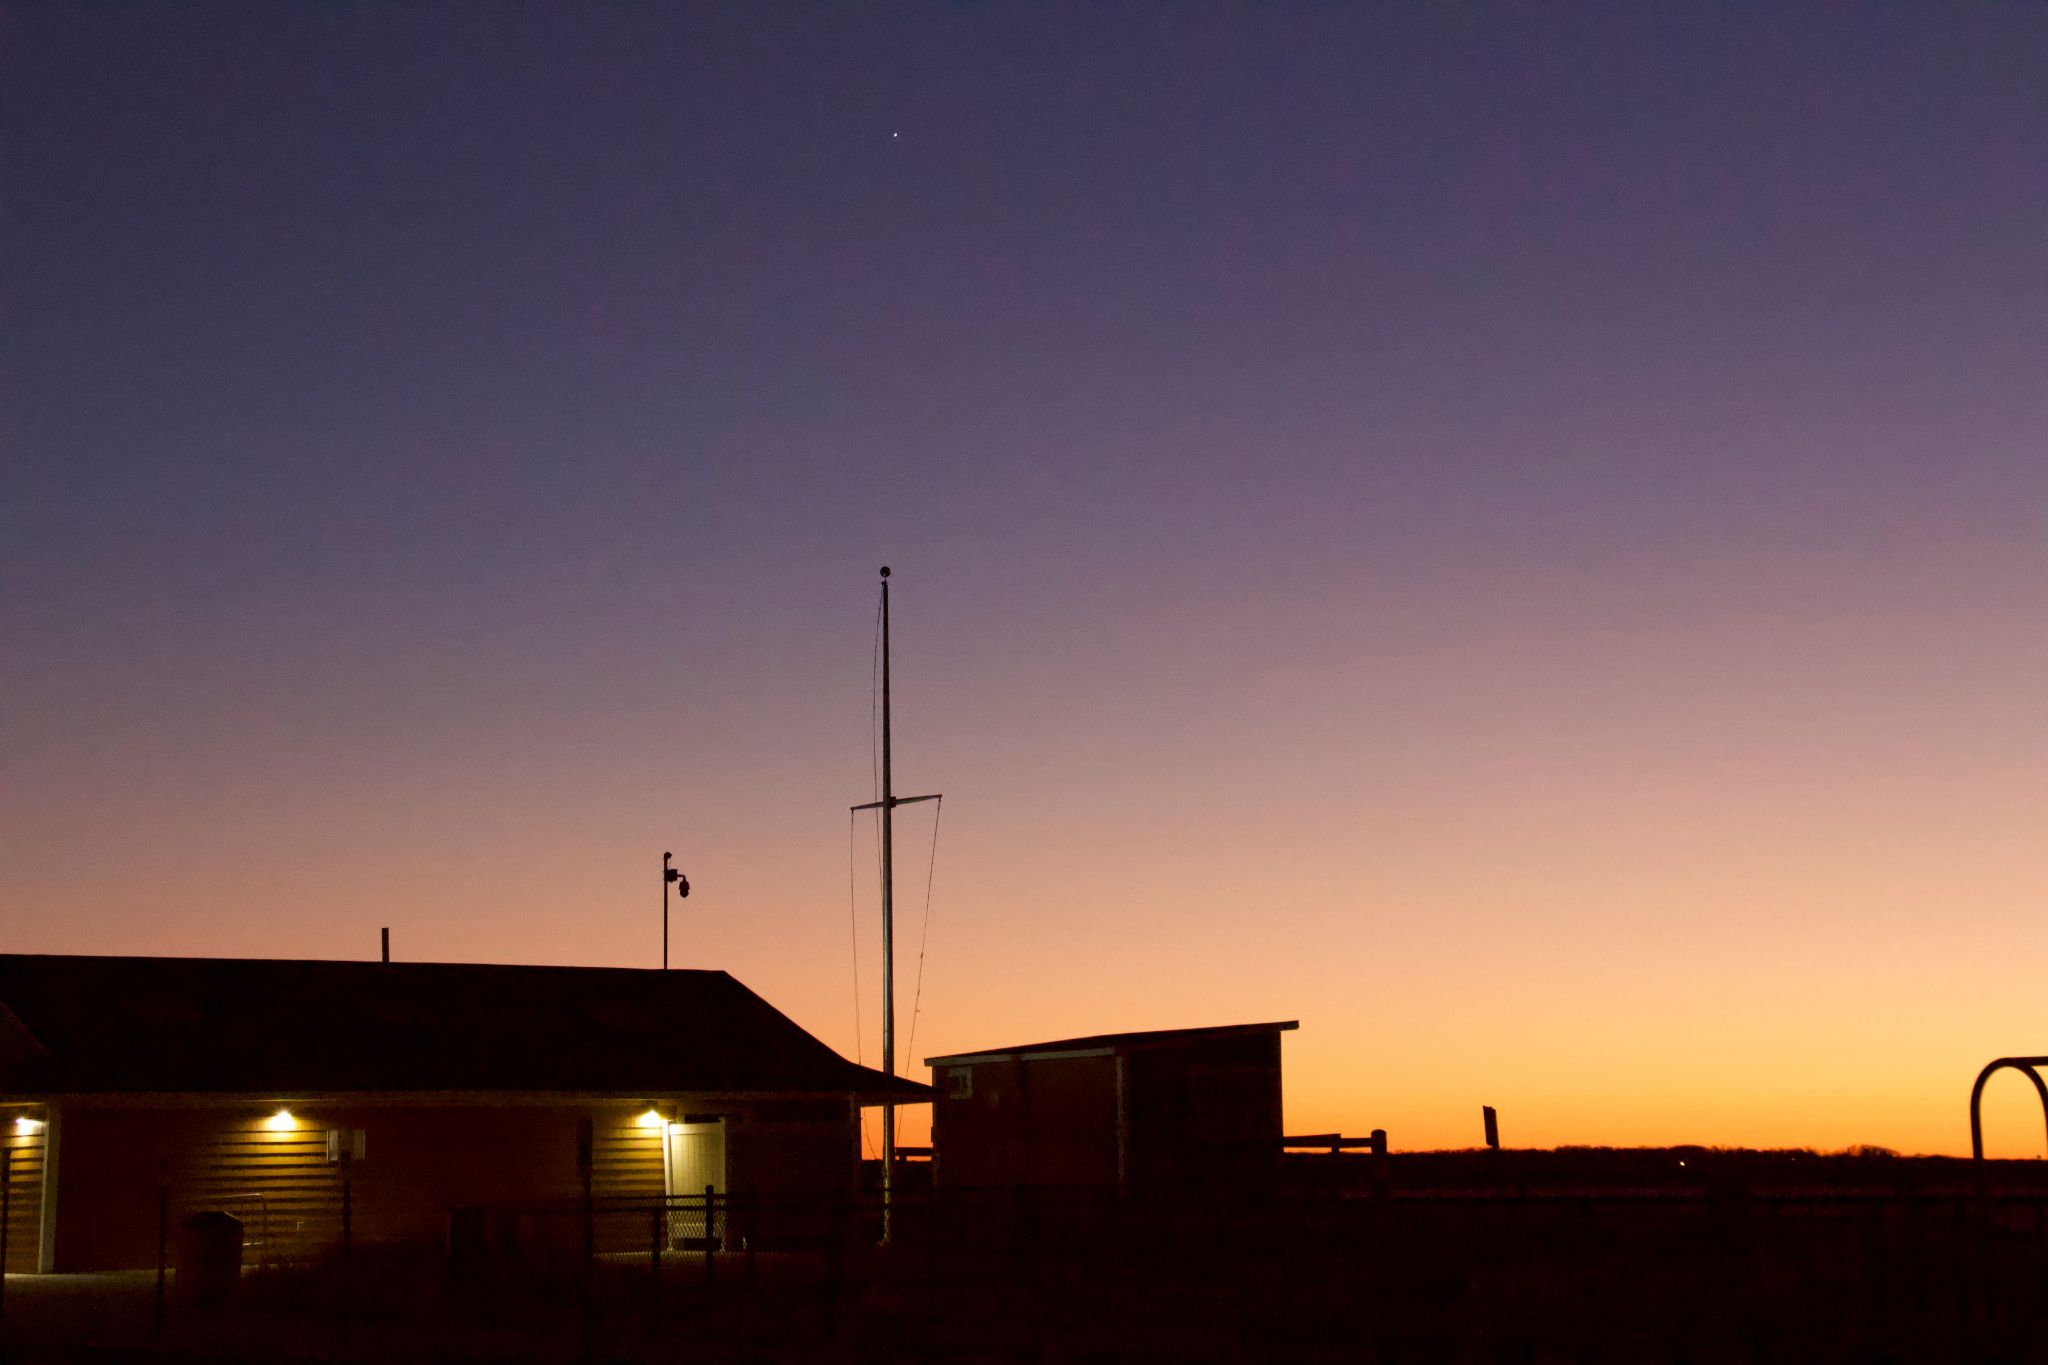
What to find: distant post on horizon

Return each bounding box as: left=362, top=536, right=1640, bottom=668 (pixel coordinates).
left=1483, top=1106, right=1500, bottom=1151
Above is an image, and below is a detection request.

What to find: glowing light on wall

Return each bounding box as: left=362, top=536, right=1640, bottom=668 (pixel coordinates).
left=12, top=1116, right=43, bottom=1135
left=266, top=1108, right=296, bottom=1131
left=637, top=1108, right=665, bottom=1128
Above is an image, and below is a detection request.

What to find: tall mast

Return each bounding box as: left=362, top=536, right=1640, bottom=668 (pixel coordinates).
left=880, top=567, right=895, bottom=1203
left=851, top=564, right=938, bottom=1242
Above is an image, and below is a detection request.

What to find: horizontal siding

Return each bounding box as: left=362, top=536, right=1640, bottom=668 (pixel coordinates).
left=183, top=1105, right=670, bottom=1258
left=2, top=1106, right=47, bottom=1273
left=592, top=1105, right=667, bottom=1254
left=592, top=1107, right=664, bottom=1202
left=46, top=1098, right=856, bottom=1269
left=177, top=1118, right=341, bottom=1266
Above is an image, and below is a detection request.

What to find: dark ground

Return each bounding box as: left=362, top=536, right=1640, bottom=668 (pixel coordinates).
left=5, top=1149, right=2048, bottom=1363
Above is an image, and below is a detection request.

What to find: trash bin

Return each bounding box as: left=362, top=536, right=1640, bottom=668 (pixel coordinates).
left=174, top=1210, right=244, bottom=1308
left=447, top=1205, right=485, bottom=1259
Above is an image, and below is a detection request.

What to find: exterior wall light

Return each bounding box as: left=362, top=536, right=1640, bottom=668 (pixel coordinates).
left=636, top=1108, right=665, bottom=1128
left=266, top=1108, right=296, bottom=1131
left=12, top=1116, right=44, bottom=1135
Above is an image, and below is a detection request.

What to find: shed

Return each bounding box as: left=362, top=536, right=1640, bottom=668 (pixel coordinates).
left=924, top=1021, right=1297, bottom=1193
left=0, top=953, right=928, bottom=1272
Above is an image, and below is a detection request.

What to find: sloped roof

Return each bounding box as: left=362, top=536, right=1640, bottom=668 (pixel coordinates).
left=926, top=1020, right=1298, bottom=1067
left=0, top=954, right=928, bottom=1102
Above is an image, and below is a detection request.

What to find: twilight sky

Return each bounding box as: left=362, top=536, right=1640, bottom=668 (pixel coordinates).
left=5, top=4, right=2044, bottom=1155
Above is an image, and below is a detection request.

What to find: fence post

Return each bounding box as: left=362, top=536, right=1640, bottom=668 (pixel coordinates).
left=744, top=1195, right=757, bottom=1288
left=703, top=1185, right=716, bottom=1288
left=1, top=1144, right=12, bottom=1341
left=1957, top=1195, right=1976, bottom=1342
left=825, top=1196, right=844, bottom=1337
left=648, top=1199, right=662, bottom=1328
left=339, top=1150, right=353, bottom=1347
left=576, top=1117, right=594, bottom=1353
left=2036, top=1202, right=2048, bottom=1338
left=1017, top=1183, right=1040, bottom=1290
left=154, top=1158, right=169, bottom=1338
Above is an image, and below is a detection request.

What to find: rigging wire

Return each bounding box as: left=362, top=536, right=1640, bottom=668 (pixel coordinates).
left=903, top=795, right=943, bottom=1069
left=847, top=810, right=865, bottom=1065
left=850, top=808, right=875, bottom=1160
left=854, top=587, right=886, bottom=1162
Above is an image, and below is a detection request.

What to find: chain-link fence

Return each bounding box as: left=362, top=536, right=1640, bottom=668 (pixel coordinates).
left=14, top=1181, right=2048, bottom=1360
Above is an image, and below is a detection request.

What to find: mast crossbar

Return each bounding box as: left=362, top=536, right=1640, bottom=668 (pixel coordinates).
left=850, top=794, right=940, bottom=812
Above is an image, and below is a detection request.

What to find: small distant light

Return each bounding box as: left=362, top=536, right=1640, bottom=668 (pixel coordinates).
left=1678, top=1160, right=1686, bottom=1168
left=13, top=1117, right=44, bottom=1135
left=637, top=1109, right=664, bottom=1128
left=266, top=1109, right=296, bottom=1132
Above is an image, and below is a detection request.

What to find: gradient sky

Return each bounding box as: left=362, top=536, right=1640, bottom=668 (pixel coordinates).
left=5, top=4, right=2044, bottom=1156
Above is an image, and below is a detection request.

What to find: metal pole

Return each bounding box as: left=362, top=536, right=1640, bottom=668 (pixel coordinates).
left=661, top=852, right=689, bottom=970
left=847, top=568, right=936, bottom=1244
left=1967, top=1057, right=2048, bottom=1200
left=880, top=566, right=896, bottom=1241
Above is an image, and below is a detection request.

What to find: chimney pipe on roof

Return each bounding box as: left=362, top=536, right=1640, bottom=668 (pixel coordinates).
left=381, top=928, right=390, bottom=964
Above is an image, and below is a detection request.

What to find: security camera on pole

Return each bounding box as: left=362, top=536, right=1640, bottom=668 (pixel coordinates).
left=663, top=851, right=690, bottom=971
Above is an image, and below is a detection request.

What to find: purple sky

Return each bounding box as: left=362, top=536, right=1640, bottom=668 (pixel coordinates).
left=5, top=5, right=2045, bottom=1152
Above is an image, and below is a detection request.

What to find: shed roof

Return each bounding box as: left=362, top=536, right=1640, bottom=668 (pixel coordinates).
left=0, top=953, right=928, bottom=1103
left=925, top=1020, right=1298, bottom=1067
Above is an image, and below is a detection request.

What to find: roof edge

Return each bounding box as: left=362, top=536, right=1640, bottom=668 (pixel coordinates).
left=925, top=1020, right=1299, bottom=1068
left=0, top=951, right=734, bottom=978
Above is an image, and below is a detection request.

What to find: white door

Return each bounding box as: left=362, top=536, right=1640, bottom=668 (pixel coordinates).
left=663, top=1120, right=726, bottom=1247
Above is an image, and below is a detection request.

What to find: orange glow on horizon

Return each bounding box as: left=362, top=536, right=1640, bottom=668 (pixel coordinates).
left=6, top=544, right=2040, bottom=1161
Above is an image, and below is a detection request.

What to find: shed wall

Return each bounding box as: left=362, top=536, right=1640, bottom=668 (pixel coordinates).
left=933, top=1030, right=1287, bottom=1192
left=1124, top=1031, right=1284, bottom=1187
left=933, top=1055, right=1118, bottom=1188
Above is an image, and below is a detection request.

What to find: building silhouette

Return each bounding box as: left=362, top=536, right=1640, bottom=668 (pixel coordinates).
left=925, top=1021, right=1295, bottom=1194
left=0, top=953, right=927, bottom=1272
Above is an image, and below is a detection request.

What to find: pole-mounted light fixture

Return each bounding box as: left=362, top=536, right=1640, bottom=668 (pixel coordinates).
left=663, top=851, right=691, bottom=971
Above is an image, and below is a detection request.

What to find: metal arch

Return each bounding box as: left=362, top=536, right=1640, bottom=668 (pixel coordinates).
left=1968, top=1056, right=2048, bottom=1163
